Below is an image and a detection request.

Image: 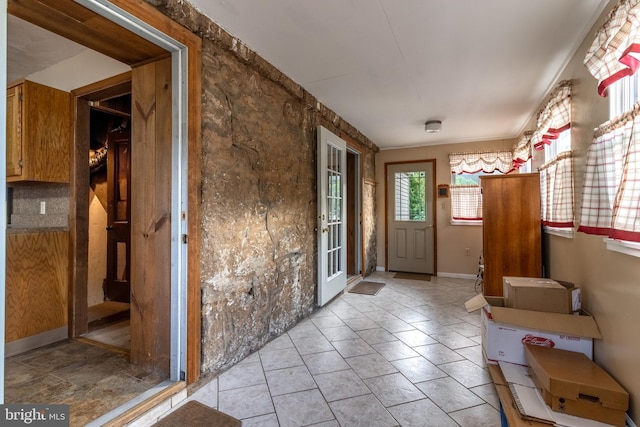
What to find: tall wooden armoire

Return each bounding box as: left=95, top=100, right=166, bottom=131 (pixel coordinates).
left=480, top=173, right=541, bottom=296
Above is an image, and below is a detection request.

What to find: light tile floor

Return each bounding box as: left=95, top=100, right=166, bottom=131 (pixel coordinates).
left=165, top=272, right=500, bottom=427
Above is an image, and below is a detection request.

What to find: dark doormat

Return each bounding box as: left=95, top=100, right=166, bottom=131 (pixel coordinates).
left=153, top=400, right=242, bottom=427
left=349, top=281, right=385, bottom=295
left=393, top=272, right=432, bottom=281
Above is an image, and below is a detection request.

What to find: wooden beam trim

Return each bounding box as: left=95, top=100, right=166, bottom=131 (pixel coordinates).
left=9, top=0, right=166, bottom=64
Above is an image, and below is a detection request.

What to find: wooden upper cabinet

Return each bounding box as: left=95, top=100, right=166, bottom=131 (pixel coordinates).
left=480, top=173, right=542, bottom=296
left=6, top=85, right=22, bottom=177
left=6, top=80, right=71, bottom=183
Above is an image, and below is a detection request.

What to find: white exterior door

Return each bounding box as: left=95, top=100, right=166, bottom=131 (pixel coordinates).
left=317, top=126, right=347, bottom=306
left=387, top=162, right=435, bottom=274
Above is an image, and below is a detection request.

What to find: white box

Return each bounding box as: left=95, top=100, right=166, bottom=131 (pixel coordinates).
left=465, top=294, right=601, bottom=366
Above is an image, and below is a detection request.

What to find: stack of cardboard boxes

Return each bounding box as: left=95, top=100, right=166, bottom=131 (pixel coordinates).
left=465, top=277, right=630, bottom=426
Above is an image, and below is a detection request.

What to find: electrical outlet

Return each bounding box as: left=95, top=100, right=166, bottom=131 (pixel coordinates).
left=40, top=201, right=46, bottom=215
left=465, top=248, right=470, bottom=256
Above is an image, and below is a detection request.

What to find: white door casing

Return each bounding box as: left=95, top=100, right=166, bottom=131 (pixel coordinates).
left=317, top=126, right=347, bottom=306
left=387, top=162, right=435, bottom=274
left=1, top=0, right=8, bottom=404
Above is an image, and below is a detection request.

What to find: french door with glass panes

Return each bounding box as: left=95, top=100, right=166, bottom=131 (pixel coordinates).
left=317, top=126, right=347, bottom=306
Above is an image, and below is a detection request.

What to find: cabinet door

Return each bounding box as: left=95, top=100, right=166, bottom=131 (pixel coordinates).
left=6, top=80, right=70, bottom=183
left=6, top=84, right=23, bottom=178
left=5, top=231, right=69, bottom=342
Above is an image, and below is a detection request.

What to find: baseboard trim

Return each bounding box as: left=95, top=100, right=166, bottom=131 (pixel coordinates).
left=5, top=327, right=68, bottom=357
left=437, top=272, right=477, bottom=280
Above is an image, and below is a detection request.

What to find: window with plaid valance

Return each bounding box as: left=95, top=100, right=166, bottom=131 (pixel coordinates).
left=578, top=105, right=640, bottom=242
left=584, top=0, right=640, bottom=97
left=581, top=0, right=640, bottom=244
left=531, top=81, right=572, bottom=151
left=449, top=151, right=512, bottom=222
left=539, top=151, right=574, bottom=228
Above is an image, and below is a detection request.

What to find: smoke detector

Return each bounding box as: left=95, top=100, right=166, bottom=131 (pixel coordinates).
left=425, top=120, right=442, bottom=133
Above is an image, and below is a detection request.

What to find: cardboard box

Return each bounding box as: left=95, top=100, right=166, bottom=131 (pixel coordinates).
left=524, top=344, right=629, bottom=426
left=465, top=294, right=601, bottom=366
left=503, top=277, right=578, bottom=314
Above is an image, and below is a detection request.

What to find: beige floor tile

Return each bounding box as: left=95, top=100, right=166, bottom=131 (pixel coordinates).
left=313, top=369, right=370, bottom=402
left=218, top=361, right=265, bottom=391
left=272, top=389, right=334, bottom=427
left=363, top=372, right=425, bottom=407
left=331, top=338, right=376, bottom=358
left=218, top=383, right=275, bottom=420
left=346, top=353, right=398, bottom=379
left=259, top=347, right=304, bottom=371
left=329, top=394, right=397, bottom=427
left=387, top=398, right=459, bottom=427
left=449, top=403, right=501, bottom=427
left=414, top=343, right=466, bottom=365
left=415, top=377, right=485, bottom=413
left=438, top=359, right=492, bottom=388
left=319, top=325, right=361, bottom=342
left=390, top=356, right=447, bottom=383
left=264, top=365, right=316, bottom=396
left=291, top=334, right=335, bottom=355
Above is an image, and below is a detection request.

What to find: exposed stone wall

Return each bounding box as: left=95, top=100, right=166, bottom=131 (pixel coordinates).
left=149, top=0, right=379, bottom=374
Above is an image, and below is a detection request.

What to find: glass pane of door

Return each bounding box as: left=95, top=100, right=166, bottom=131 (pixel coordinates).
left=394, top=171, right=426, bottom=221
left=327, top=144, right=343, bottom=278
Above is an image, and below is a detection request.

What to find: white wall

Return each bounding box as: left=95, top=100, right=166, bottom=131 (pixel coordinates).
left=26, top=49, right=129, bottom=92
left=88, top=190, right=107, bottom=307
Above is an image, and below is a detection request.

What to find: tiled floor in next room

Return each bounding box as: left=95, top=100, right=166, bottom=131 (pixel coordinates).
left=170, top=272, right=499, bottom=427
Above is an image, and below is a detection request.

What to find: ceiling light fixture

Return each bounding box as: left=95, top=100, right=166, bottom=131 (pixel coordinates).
left=425, top=120, right=442, bottom=133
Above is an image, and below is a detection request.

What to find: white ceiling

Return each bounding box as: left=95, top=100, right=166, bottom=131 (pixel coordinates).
left=7, top=15, right=86, bottom=83
left=7, top=0, right=610, bottom=149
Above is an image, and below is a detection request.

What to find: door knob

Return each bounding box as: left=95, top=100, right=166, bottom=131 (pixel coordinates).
left=106, top=225, right=113, bottom=231
left=322, top=227, right=329, bottom=233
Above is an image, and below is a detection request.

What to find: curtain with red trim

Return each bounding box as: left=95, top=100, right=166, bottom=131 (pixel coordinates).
left=449, top=151, right=514, bottom=174
left=578, top=104, right=640, bottom=242
left=450, top=185, right=483, bottom=221
left=584, top=0, right=640, bottom=97
left=512, top=132, right=532, bottom=169
left=531, top=81, right=572, bottom=150
left=539, top=151, right=574, bottom=228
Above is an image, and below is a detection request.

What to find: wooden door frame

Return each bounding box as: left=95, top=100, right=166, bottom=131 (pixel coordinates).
left=346, top=145, right=364, bottom=277
left=71, top=72, right=132, bottom=342
left=9, top=0, right=202, bottom=384
left=384, top=159, right=438, bottom=274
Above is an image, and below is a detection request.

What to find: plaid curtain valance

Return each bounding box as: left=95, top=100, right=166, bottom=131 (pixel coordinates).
left=531, top=81, right=572, bottom=150
left=584, top=0, right=640, bottom=96
left=449, top=151, right=514, bottom=175
left=512, top=132, right=533, bottom=169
